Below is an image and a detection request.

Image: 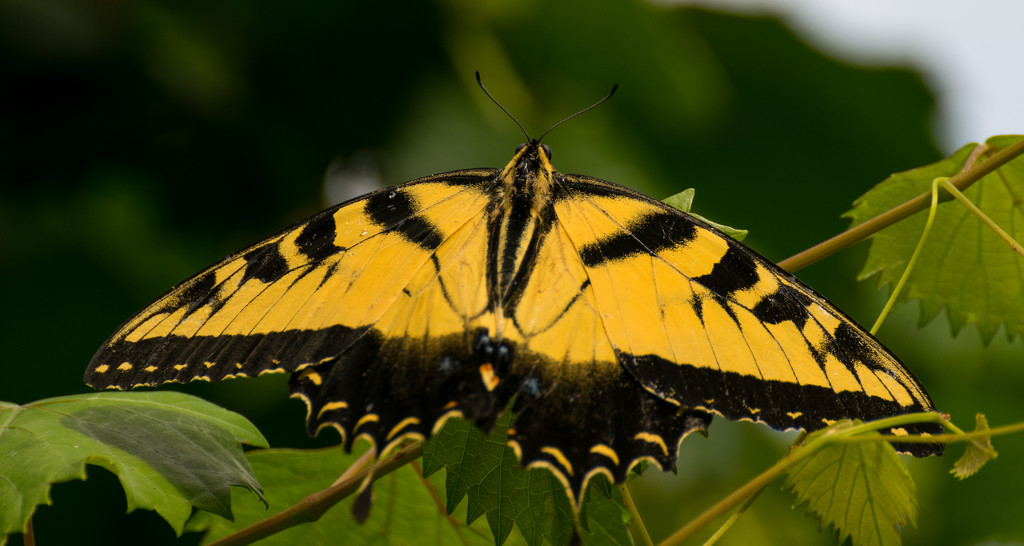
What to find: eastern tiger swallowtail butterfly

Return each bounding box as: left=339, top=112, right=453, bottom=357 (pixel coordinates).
left=87, top=80, right=941, bottom=501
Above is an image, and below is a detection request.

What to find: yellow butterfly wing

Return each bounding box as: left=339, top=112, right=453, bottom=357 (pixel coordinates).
left=87, top=170, right=497, bottom=388
left=551, top=172, right=939, bottom=446
left=288, top=179, right=500, bottom=450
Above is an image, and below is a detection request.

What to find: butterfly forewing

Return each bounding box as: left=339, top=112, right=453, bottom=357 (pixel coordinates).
left=86, top=171, right=497, bottom=388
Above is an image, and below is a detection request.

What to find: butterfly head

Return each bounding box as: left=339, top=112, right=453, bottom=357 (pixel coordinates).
left=515, top=141, right=553, bottom=161
left=507, top=140, right=556, bottom=182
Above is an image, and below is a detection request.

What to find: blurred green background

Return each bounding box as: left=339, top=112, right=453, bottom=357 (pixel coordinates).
left=2, top=0, right=1022, bottom=544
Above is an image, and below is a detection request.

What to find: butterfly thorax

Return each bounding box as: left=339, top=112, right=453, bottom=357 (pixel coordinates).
left=502, top=141, right=556, bottom=215
left=489, top=143, right=559, bottom=329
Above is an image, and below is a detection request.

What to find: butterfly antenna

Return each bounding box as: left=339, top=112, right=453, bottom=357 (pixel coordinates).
left=536, top=83, right=618, bottom=144
left=476, top=71, right=532, bottom=142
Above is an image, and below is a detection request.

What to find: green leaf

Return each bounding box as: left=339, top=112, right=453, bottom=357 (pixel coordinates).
left=845, top=135, right=1024, bottom=343
left=951, top=413, right=997, bottom=479
left=785, top=423, right=917, bottom=546
left=422, top=414, right=578, bottom=546
left=0, top=392, right=266, bottom=541
left=662, top=188, right=696, bottom=213
left=420, top=413, right=486, bottom=515
left=577, top=476, right=633, bottom=546
left=189, top=445, right=504, bottom=545
left=664, top=188, right=748, bottom=241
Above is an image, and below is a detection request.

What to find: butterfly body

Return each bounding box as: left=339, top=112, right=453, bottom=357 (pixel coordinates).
left=87, top=142, right=941, bottom=500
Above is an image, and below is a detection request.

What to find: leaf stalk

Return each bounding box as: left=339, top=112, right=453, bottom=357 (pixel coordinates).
left=619, top=483, right=654, bottom=546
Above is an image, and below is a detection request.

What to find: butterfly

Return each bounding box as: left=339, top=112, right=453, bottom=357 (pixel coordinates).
left=86, top=81, right=942, bottom=504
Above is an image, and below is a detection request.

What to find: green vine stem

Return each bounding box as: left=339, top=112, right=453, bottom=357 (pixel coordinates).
left=868, top=176, right=946, bottom=335
left=778, top=137, right=1024, bottom=273
left=939, top=177, right=1024, bottom=259
left=619, top=483, right=655, bottom=546
left=206, top=442, right=424, bottom=546
left=701, top=483, right=765, bottom=546
left=332, top=448, right=375, bottom=486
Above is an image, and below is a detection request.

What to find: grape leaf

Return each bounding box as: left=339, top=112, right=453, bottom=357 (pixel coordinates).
left=422, top=414, right=575, bottom=546
left=785, top=423, right=917, bottom=546
left=422, top=414, right=632, bottom=546
left=845, top=135, right=1024, bottom=342
left=188, top=445, right=506, bottom=545
left=951, top=413, right=996, bottom=479
left=0, top=392, right=266, bottom=543
left=577, top=475, right=632, bottom=546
